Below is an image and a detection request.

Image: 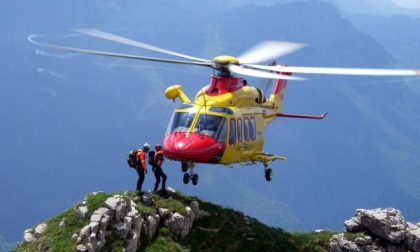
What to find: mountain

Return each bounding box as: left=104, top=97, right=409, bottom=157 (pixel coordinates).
left=344, top=13, right=420, bottom=68
left=1, top=0, right=420, bottom=244
left=322, top=0, right=420, bottom=17
left=0, top=236, right=13, bottom=252
left=12, top=191, right=333, bottom=252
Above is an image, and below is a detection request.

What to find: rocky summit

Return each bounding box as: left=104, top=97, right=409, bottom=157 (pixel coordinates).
left=11, top=190, right=420, bottom=252
left=13, top=190, right=336, bottom=252
left=331, top=208, right=420, bottom=252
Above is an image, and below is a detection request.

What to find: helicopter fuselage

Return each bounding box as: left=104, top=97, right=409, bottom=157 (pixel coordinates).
left=163, top=75, right=281, bottom=165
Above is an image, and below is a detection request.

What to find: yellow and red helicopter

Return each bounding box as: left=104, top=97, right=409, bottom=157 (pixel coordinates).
left=29, top=29, right=420, bottom=185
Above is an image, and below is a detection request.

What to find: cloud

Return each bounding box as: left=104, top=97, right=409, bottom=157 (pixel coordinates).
left=392, top=0, right=420, bottom=9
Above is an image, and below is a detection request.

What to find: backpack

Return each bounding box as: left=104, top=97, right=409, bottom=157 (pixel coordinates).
left=148, top=150, right=155, bottom=166
left=127, top=150, right=138, bottom=168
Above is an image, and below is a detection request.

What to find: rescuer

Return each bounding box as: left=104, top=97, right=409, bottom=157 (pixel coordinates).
left=136, top=143, right=150, bottom=195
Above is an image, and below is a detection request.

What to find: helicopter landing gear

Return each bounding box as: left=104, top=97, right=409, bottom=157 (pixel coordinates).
left=181, top=161, right=189, bottom=172
left=181, top=161, right=199, bottom=185
left=264, top=163, right=273, bottom=182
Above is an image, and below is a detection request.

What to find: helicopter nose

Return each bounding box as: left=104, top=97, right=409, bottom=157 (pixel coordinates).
left=163, top=132, right=225, bottom=163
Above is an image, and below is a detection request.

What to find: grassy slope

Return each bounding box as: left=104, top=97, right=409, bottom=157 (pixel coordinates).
left=13, top=192, right=334, bottom=252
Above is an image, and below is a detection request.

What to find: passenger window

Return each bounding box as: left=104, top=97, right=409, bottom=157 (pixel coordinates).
left=244, top=118, right=250, bottom=141
left=237, top=119, right=243, bottom=142
left=250, top=117, right=256, bottom=141
left=229, top=119, right=236, bottom=145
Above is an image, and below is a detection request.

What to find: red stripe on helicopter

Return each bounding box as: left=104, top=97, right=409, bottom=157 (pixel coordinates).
left=272, top=71, right=292, bottom=95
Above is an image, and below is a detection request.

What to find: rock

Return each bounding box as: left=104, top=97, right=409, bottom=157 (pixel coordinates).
left=23, top=229, right=35, bottom=243
left=99, top=214, right=111, bottom=232
left=185, top=207, right=195, bottom=230
left=166, top=187, right=176, bottom=195
left=354, top=235, right=372, bottom=246
left=90, top=214, right=102, bottom=223
left=89, top=222, right=99, bottom=234
left=76, top=206, right=89, bottom=219
left=405, top=226, right=420, bottom=252
left=344, top=217, right=362, bottom=232
left=79, top=225, right=91, bottom=241
left=198, top=210, right=211, bottom=219
left=76, top=244, right=88, bottom=252
left=407, top=222, right=418, bottom=230
left=71, top=233, right=78, bottom=239
left=140, top=192, right=153, bottom=206
left=244, top=216, right=251, bottom=226
left=158, top=208, right=169, bottom=219
left=126, top=230, right=140, bottom=252
left=166, top=212, right=187, bottom=238
left=145, top=215, right=159, bottom=240
left=105, top=196, right=120, bottom=210
left=165, top=211, right=194, bottom=239
left=113, top=221, right=130, bottom=238
left=59, top=218, right=66, bottom=228
left=126, top=214, right=143, bottom=252
left=197, top=227, right=219, bottom=233
left=189, top=201, right=200, bottom=220
left=34, top=223, right=47, bottom=238
left=358, top=208, right=407, bottom=243
left=87, top=233, right=97, bottom=251
left=116, top=203, right=127, bottom=221
left=96, top=236, right=106, bottom=251
left=329, top=233, right=361, bottom=252
left=93, top=207, right=110, bottom=217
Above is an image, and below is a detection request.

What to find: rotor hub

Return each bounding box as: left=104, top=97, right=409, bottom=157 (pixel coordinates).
left=212, top=55, right=240, bottom=64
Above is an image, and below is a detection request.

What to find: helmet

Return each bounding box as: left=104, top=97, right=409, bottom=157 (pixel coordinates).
left=155, top=144, right=162, bottom=151
left=143, top=143, right=150, bottom=151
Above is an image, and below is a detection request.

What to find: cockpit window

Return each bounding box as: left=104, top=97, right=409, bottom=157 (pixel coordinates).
left=166, top=111, right=196, bottom=134
left=194, top=114, right=227, bottom=143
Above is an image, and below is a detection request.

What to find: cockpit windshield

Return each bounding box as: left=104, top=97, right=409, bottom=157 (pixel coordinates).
left=166, top=111, right=196, bottom=134
left=194, top=114, right=227, bottom=143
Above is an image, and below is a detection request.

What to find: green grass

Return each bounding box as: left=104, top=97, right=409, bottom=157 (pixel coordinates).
left=152, top=193, right=188, bottom=215
left=142, top=228, right=189, bottom=252
left=344, top=231, right=368, bottom=241
left=13, top=192, right=112, bottom=252
left=290, top=231, right=336, bottom=252
left=13, top=208, right=86, bottom=252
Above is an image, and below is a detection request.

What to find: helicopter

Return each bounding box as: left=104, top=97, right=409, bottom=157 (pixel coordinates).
left=28, top=28, right=420, bottom=185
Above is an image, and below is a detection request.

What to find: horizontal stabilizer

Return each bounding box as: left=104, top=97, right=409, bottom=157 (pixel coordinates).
left=277, top=112, right=328, bottom=120
left=251, top=153, right=287, bottom=163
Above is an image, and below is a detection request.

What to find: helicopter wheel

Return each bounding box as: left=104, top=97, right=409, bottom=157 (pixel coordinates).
left=265, top=168, right=273, bottom=182
left=192, top=174, right=199, bottom=185
left=181, top=161, right=189, bottom=172
left=183, top=173, right=190, bottom=184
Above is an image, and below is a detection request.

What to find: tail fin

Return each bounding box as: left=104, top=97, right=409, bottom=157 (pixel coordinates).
left=267, top=71, right=291, bottom=113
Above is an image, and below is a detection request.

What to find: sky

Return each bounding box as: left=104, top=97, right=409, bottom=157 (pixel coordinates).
left=1, top=0, right=420, bottom=248
left=393, top=0, right=420, bottom=9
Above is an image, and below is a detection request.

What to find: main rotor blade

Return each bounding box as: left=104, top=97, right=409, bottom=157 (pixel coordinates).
left=28, top=35, right=213, bottom=67
left=238, top=41, right=305, bottom=64
left=229, top=65, right=304, bottom=80
left=246, top=64, right=420, bottom=76
left=74, top=28, right=210, bottom=62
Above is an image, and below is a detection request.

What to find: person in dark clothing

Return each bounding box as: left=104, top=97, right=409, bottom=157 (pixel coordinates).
left=136, top=143, right=150, bottom=195
left=153, top=144, right=167, bottom=192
